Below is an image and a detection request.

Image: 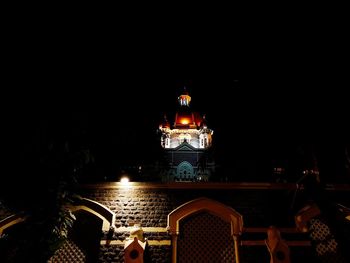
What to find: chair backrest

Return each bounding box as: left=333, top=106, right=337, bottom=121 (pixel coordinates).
left=167, top=197, right=243, bottom=263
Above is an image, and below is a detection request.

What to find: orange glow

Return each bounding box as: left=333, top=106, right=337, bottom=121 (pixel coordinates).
left=179, top=118, right=190, bottom=125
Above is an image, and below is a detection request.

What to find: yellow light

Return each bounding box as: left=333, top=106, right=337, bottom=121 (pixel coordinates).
left=120, top=177, right=130, bottom=185
left=181, top=119, right=189, bottom=125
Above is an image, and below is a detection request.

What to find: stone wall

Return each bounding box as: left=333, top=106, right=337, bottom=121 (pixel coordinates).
left=81, top=183, right=298, bottom=228
left=78, top=182, right=350, bottom=263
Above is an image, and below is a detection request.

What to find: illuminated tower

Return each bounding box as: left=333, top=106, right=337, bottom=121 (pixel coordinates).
left=159, top=89, right=214, bottom=181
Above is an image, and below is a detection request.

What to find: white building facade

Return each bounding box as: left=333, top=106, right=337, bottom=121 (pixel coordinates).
left=159, top=90, right=215, bottom=181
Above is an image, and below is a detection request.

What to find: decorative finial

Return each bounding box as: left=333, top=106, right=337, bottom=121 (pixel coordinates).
left=182, top=86, right=189, bottom=95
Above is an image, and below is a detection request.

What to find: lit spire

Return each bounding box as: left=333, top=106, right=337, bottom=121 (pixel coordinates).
left=178, top=87, right=191, bottom=106
left=160, top=113, right=170, bottom=129
left=199, top=114, right=208, bottom=129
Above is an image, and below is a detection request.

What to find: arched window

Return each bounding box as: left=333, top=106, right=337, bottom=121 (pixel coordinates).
left=176, top=161, right=194, bottom=180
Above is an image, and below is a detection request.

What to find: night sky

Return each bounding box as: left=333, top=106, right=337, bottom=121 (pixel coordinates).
left=7, top=71, right=349, bottom=184
left=1, top=11, right=349, bottom=263
left=4, top=14, right=349, bottom=186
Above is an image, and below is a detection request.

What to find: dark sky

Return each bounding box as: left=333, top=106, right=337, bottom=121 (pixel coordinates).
left=4, top=14, right=349, bottom=184
left=8, top=72, right=349, bottom=183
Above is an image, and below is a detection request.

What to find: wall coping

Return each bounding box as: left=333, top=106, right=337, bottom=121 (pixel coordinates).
left=79, top=182, right=350, bottom=191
